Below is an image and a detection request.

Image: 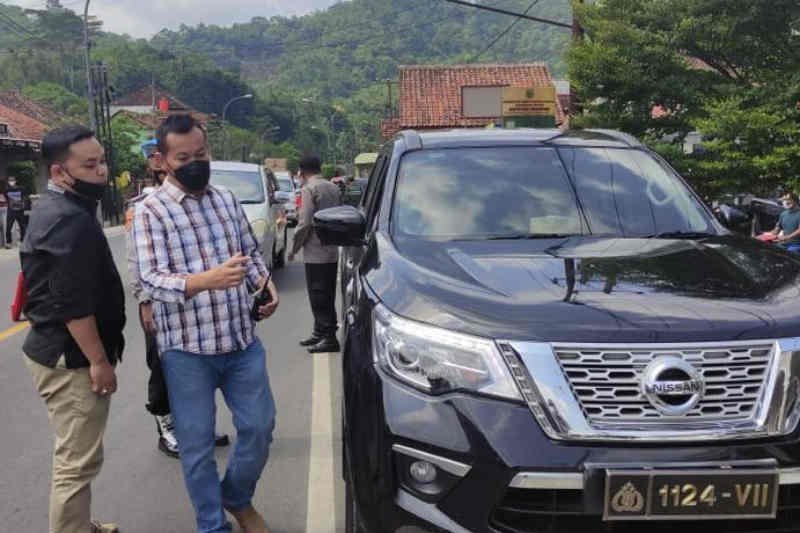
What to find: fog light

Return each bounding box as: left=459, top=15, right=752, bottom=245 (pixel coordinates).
left=409, top=461, right=437, bottom=484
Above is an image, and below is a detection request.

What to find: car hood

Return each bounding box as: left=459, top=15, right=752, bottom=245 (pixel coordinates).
left=367, top=234, right=800, bottom=343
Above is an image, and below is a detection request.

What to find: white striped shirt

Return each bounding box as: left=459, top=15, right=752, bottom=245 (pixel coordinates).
left=132, top=179, right=269, bottom=355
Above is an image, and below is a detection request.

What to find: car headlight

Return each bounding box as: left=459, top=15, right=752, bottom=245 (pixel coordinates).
left=373, top=305, right=521, bottom=400
left=250, top=218, right=267, bottom=241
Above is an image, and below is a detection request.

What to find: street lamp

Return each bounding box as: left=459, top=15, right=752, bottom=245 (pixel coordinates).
left=222, top=93, right=253, bottom=160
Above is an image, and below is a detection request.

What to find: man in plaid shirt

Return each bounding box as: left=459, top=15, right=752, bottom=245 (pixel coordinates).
left=131, top=115, right=279, bottom=533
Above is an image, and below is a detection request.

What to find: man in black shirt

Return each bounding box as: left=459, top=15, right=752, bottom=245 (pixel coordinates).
left=5, top=174, right=27, bottom=247
left=22, top=125, right=125, bottom=533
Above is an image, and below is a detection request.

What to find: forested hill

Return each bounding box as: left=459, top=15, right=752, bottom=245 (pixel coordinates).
left=149, top=0, right=572, bottom=99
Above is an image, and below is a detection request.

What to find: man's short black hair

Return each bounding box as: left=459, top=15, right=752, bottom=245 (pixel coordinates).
left=42, top=125, right=95, bottom=167
left=299, top=154, right=322, bottom=174
left=784, top=191, right=800, bottom=203
left=156, top=114, right=207, bottom=155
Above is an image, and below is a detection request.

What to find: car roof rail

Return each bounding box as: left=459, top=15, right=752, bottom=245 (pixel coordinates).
left=397, top=130, right=423, bottom=151
left=582, top=129, right=644, bottom=148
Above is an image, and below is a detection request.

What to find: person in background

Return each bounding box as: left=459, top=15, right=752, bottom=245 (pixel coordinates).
left=22, top=125, right=125, bottom=533
left=773, top=192, right=800, bottom=253
left=288, top=155, right=342, bottom=354
left=132, top=115, right=279, bottom=533
left=126, top=138, right=230, bottom=458
left=0, top=181, right=8, bottom=248
left=5, top=175, right=27, bottom=248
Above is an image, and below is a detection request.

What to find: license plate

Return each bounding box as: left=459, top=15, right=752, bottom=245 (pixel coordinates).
left=604, top=469, right=778, bottom=521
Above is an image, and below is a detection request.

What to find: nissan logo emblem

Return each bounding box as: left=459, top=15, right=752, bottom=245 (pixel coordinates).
left=642, top=356, right=704, bottom=416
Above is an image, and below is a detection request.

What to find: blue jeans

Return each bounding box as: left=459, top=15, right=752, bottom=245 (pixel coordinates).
left=162, top=339, right=276, bottom=533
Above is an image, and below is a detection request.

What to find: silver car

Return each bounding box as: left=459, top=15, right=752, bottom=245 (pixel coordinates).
left=210, top=161, right=288, bottom=269
left=274, top=171, right=299, bottom=228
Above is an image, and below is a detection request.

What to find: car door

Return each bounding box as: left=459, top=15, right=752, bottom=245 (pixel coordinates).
left=341, top=150, right=390, bottom=327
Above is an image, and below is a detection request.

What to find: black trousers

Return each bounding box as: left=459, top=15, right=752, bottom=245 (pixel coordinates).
left=140, top=304, right=170, bottom=416
left=305, top=262, right=338, bottom=339
left=6, top=210, right=26, bottom=244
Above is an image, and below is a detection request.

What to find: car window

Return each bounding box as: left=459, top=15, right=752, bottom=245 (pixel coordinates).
left=364, top=155, right=390, bottom=232
left=276, top=178, right=294, bottom=192
left=392, top=147, right=582, bottom=239
left=361, top=154, right=386, bottom=213
left=559, top=148, right=712, bottom=236
left=210, top=169, right=265, bottom=204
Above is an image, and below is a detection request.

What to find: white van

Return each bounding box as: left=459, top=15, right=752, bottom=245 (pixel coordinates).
left=210, top=161, right=288, bottom=269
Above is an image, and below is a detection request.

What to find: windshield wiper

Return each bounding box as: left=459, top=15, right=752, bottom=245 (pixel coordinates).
left=644, top=231, right=716, bottom=239
left=485, top=233, right=579, bottom=240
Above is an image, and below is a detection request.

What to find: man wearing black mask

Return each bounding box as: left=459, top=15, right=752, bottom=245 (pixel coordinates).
left=22, top=125, right=125, bottom=533
left=132, top=115, right=279, bottom=533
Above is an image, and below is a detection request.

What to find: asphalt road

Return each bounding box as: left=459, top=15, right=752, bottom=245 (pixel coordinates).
left=0, top=229, right=345, bottom=532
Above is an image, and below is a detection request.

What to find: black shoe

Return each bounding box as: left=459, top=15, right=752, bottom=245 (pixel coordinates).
left=300, top=335, right=322, bottom=347
left=215, top=433, right=230, bottom=447
left=307, top=338, right=341, bottom=354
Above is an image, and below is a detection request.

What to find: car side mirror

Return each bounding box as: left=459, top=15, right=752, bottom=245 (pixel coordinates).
left=314, top=205, right=367, bottom=246
left=714, top=204, right=748, bottom=228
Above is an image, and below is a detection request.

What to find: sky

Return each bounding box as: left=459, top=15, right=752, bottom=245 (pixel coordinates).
left=5, top=0, right=338, bottom=38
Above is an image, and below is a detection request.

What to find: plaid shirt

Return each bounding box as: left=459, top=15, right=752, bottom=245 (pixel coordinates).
left=131, top=180, right=269, bottom=355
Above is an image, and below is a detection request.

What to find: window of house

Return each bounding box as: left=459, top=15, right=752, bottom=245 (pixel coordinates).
left=0, top=123, right=9, bottom=137
left=461, top=86, right=504, bottom=118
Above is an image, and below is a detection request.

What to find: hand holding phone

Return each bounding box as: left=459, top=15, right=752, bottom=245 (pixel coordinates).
left=251, top=274, right=277, bottom=321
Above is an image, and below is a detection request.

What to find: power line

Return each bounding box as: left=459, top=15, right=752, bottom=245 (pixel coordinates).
left=470, top=0, right=542, bottom=62
left=439, top=0, right=572, bottom=29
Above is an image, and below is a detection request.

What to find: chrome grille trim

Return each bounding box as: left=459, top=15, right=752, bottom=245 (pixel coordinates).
left=502, top=338, right=800, bottom=442
left=555, top=343, right=774, bottom=423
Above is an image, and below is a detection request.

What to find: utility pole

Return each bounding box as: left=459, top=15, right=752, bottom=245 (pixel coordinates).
left=83, top=0, right=96, bottom=130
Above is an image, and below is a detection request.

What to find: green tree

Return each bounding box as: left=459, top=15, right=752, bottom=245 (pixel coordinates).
left=569, top=0, right=800, bottom=195
left=22, top=82, right=87, bottom=122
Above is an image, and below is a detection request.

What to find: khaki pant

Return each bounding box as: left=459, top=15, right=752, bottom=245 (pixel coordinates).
left=25, top=357, right=110, bottom=533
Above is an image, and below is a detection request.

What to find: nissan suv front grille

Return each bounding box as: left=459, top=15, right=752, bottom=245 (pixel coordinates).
left=555, top=344, right=773, bottom=423
left=500, top=338, right=800, bottom=442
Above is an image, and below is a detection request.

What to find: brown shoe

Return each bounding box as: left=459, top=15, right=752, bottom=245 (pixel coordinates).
left=90, top=520, right=120, bottom=533
left=225, top=505, right=269, bottom=533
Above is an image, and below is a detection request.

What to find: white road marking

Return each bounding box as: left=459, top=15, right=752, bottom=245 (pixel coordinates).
left=306, top=353, right=337, bottom=532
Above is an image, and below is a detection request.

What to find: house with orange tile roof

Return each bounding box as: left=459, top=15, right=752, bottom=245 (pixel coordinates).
left=0, top=98, right=53, bottom=191
left=382, top=64, right=567, bottom=139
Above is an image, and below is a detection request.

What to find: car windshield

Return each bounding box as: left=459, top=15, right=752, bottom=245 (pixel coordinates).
left=276, top=178, right=294, bottom=192
left=392, top=146, right=714, bottom=240
left=211, top=169, right=265, bottom=204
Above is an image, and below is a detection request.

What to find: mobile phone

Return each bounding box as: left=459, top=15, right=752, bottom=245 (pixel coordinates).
left=250, top=274, right=273, bottom=321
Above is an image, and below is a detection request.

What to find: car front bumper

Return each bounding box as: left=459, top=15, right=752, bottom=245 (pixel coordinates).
left=348, top=370, right=800, bottom=533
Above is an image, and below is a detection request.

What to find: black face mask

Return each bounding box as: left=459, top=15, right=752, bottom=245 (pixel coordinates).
left=173, top=160, right=210, bottom=192
left=72, top=179, right=106, bottom=201
left=64, top=169, right=106, bottom=201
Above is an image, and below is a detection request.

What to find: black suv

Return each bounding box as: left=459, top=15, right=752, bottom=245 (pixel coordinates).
left=315, top=129, right=800, bottom=533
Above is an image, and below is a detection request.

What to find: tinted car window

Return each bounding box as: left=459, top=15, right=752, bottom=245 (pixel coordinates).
left=560, top=148, right=712, bottom=236
left=211, top=170, right=265, bottom=204
left=393, top=147, right=582, bottom=239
